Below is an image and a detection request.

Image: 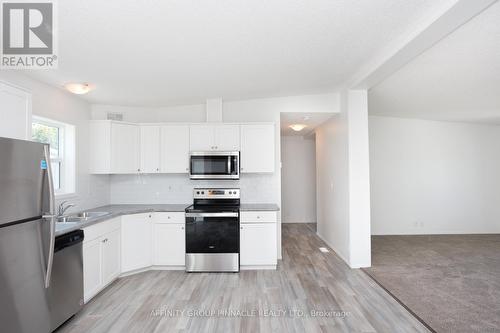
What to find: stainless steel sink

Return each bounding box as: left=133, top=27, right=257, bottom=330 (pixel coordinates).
left=56, top=211, right=110, bottom=223
left=74, top=211, right=110, bottom=219
left=57, top=216, right=85, bottom=223
left=55, top=221, right=79, bottom=226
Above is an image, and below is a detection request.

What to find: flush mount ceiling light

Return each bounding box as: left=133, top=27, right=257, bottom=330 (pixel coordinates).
left=289, top=124, right=307, bottom=132
left=64, top=83, right=94, bottom=95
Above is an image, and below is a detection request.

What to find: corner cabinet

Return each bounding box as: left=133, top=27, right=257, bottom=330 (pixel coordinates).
left=240, top=124, right=275, bottom=173
left=121, top=213, right=152, bottom=273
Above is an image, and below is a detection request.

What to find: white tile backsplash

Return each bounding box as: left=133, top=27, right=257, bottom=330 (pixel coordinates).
left=110, top=173, right=279, bottom=205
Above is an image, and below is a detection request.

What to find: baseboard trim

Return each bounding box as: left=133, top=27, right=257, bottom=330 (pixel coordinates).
left=315, top=231, right=351, bottom=267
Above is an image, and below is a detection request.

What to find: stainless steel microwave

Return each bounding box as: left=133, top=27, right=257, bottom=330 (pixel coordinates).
left=189, top=151, right=240, bottom=180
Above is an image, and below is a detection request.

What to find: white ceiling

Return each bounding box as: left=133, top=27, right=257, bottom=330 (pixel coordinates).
left=280, top=112, right=333, bottom=136
left=24, top=0, right=453, bottom=107
left=369, top=1, right=500, bottom=124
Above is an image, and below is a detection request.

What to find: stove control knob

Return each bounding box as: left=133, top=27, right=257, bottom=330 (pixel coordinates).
left=196, top=191, right=200, bottom=195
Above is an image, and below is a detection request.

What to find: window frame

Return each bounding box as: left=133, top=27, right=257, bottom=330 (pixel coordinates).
left=32, top=116, right=75, bottom=197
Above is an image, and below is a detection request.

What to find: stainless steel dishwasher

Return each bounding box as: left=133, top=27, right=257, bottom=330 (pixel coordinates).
left=48, top=229, right=84, bottom=331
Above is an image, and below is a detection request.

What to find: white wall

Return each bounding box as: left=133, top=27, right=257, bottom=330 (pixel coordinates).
left=315, top=90, right=371, bottom=268
left=316, top=114, right=350, bottom=262
left=0, top=72, right=110, bottom=212
left=370, top=116, right=500, bottom=235
left=281, top=136, right=316, bottom=223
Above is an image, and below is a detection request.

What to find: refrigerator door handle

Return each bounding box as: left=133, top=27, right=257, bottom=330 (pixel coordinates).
left=43, top=145, right=56, bottom=289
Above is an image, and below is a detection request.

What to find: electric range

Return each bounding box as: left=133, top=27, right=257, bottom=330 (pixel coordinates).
left=185, top=188, right=240, bottom=272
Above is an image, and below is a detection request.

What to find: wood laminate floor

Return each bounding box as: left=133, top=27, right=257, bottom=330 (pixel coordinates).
left=58, top=224, right=428, bottom=333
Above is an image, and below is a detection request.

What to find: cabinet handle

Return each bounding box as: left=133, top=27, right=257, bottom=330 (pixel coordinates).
left=256, top=216, right=260, bottom=219
left=185, top=167, right=189, bottom=171
left=181, top=226, right=184, bottom=230
left=149, top=215, right=152, bottom=218
left=137, top=168, right=141, bottom=172
left=240, top=226, right=243, bottom=229
left=156, top=168, right=159, bottom=172
left=167, top=216, right=171, bottom=219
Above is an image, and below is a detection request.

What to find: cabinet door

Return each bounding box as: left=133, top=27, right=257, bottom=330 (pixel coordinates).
left=121, top=213, right=152, bottom=272
left=140, top=125, right=160, bottom=173
left=153, top=224, right=185, bottom=265
left=0, top=82, right=31, bottom=140
left=240, top=223, right=277, bottom=266
left=89, top=122, right=111, bottom=173
left=101, top=229, right=121, bottom=286
left=214, top=125, right=240, bottom=151
left=83, top=238, right=102, bottom=302
left=111, top=123, right=140, bottom=174
left=189, top=125, right=215, bottom=151
left=240, top=124, right=275, bottom=173
left=161, top=125, right=190, bottom=173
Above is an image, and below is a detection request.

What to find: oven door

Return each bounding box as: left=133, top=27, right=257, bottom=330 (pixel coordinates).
left=189, top=152, right=239, bottom=180
left=185, top=212, right=239, bottom=272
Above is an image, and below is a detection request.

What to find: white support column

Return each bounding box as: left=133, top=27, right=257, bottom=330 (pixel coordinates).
left=346, top=90, right=371, bottom=268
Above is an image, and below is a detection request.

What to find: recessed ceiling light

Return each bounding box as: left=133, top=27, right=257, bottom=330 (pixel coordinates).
left=64, top=83, right=94, bottom=95
left=289, top=124, right=307, bottom=132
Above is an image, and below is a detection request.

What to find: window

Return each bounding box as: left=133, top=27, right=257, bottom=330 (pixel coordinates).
left=32, top=117, right=75, bottom=196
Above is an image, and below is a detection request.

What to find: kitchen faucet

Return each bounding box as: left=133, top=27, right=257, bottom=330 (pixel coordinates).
left=58, top=201, right=76, bottom=217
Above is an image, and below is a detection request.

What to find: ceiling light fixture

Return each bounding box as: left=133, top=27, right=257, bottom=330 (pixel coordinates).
left=289, top=124, right=307, bottom=132
left=64, top=83, right=94, bottom=95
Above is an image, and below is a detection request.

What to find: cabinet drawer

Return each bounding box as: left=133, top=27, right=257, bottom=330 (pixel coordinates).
left=83, top=217, right=121, bottom=243
left=153, top=212, right=185, bottom=224
left=240, top=211, right=276, bottom=223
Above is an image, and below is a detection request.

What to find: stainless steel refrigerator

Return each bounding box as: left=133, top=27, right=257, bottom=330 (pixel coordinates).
left=0, top=137, right=83, bottom=333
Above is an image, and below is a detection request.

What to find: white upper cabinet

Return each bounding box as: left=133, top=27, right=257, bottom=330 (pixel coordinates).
left=214, top=125, right=240, bottom=151
left=90, top=121, right=274, bottom=174
left=161, top=125, right=190, bottom=173
left=240, top=124, right=275, bottom=173
left=0, top=82, right=32, bottom=140
left=111, top=123, right=140, bottom=174
left=140, top=125, right=160, bottom=173
left=189, top=125, right=215, bottom=151
left=90, top=121, right=140, bottom=174
left=189, top=124, right=240, bottom=151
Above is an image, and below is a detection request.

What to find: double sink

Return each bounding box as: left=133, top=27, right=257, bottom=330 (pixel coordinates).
left=57, top=211, right=110, bottom=227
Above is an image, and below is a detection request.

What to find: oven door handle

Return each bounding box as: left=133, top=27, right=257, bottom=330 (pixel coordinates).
left=185, top=212, right=239, bottom=218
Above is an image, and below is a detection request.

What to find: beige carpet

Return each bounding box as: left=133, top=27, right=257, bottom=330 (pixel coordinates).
left=364, top=234, right=500, bottom=333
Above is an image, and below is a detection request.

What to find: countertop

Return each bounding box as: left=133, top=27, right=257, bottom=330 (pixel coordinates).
left=240, top=204, right=280, bottom=211
left=55, top=203, right=280, bottom=236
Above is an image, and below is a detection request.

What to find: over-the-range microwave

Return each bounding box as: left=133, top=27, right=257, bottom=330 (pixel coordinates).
left=189, top=151, right=240, bottom=180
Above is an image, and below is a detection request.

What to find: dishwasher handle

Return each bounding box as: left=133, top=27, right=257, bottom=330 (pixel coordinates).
left=54, top=230, right=84, bottom=253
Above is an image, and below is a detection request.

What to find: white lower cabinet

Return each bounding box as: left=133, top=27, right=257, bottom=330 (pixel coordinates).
left=82, top=218, right=121, bottom=303
left=153, top=224, right=185, bottom=265
left=121, top=213, right=152, bottom=273
left=82, top=238, right=101, bottom=302
left=240, top=212, right=277, bottom=267
left=101, top=229, right=121, bottom=284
